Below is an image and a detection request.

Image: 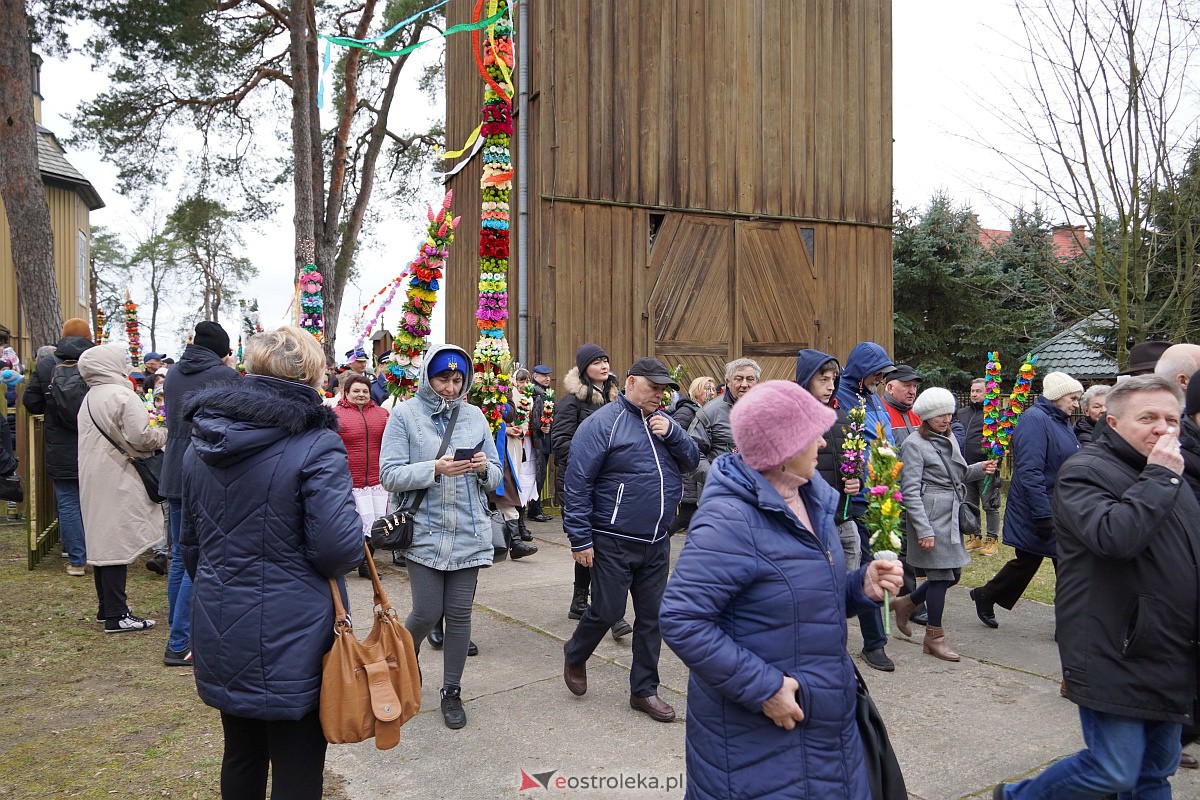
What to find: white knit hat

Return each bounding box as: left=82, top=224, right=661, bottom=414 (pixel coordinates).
left=1041, top=371, right=1084, bottom=401
left=912, top=387, right=955, bottom=420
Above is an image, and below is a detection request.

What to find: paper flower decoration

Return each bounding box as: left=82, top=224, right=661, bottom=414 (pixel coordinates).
left=470, top=2, right=516, bottom=433
left=124, top=290, right=142, bottom=367
left=385, top=192, right=459, bottom=401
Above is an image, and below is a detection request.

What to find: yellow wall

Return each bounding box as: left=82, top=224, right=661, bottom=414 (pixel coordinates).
left=0, top=186, right=92, bottom=359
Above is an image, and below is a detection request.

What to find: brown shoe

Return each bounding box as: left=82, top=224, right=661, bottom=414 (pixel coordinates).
left=1180, top=752, right=1199, bottom=769
left=629, top=693, right=676, bottom=722
left=563, top=649, right=587, bottom=696
left=979, top=538, right=999, bottom=556
left=891, top=594, right=917, bottom=637
left=965, top=535, right=983, bottom=552
left=922, top=626, right=960, bottom=662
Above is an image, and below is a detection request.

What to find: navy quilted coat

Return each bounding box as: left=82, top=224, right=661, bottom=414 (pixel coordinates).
left=660, top=454, right=878, bottom=800
left=1001, top=395, right=1080, bottom=558
left=180, top=375, right=364, bottom=721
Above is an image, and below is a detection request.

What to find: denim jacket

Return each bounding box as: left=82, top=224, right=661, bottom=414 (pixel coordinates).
left=378, top=344, right=503, bottom=571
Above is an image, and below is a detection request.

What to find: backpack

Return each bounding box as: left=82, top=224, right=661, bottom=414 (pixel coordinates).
left=48, top=360, right=89, bottom=429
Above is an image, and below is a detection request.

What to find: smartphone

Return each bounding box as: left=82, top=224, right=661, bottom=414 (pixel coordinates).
left=453, top=441, right=484, bottom=461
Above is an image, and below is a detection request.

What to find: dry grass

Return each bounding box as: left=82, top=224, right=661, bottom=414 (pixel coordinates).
left=0, top=519, right=349, bottom=799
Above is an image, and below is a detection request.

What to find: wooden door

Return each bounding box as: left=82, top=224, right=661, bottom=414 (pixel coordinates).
left=647, top=214, right=819, bottom=386
left=734, top=221, right=817, bottom=380
left=646, top=215, right=734, bottom=385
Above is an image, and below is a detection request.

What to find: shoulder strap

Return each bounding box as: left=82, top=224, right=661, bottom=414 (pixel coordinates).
left=85, top=397, right=135, bottom=461
left=405, top=404, right=461, bottom=515
left=930, top=442, right=968, bottom=501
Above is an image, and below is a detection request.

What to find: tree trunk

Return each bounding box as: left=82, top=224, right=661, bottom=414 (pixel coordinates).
left=287, top=0, right=315, bottom=269
left=0, top=0, right=63, bottom=349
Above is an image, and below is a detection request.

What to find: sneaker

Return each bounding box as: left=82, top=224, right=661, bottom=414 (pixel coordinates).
left=65, top=564, right=85, bottom=577
left=104, top=613, right=156, bottom=633
left=163, top=646, right=193, bottom=667
left=980, top=538, right=999, bottom=556
left=440, top=686, right=467, bottom=729
left=965, top=535, right=983, bottom=552
left=861, top=647, right=895, bottom=672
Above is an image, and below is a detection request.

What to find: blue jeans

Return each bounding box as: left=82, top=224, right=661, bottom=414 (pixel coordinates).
left=1005, top=706, right=1181, bottom=799
left=167, top=499, right=193, bottom=653
left=53, top=479, right=86, bottom=567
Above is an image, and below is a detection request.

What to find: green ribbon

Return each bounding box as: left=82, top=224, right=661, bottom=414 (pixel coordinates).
left=319, top=4, right=511, bottom=59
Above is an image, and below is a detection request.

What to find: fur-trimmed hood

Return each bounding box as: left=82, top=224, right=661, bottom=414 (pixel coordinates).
left=562, top=366, right=620, bottom=405
left=186, top=374, right=337, bottom=468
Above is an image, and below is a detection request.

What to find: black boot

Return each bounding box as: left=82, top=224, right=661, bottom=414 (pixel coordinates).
left=517, top=507, right=534, bottom=541
left=428, top=618, right=444, bottom=649
left=505, top=519, right=538, bottom=560
left=568, top=587, right=589, bottom=620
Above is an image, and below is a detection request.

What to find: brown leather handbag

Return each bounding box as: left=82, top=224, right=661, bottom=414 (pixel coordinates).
left=319, top=543, right=421, bottom=749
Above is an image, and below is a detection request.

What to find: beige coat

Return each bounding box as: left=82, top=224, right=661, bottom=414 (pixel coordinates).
left=76, top=344, right=168, bottom=566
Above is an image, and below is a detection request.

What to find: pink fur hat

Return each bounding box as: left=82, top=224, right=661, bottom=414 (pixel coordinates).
left=731, top=380, right=836, bottom=471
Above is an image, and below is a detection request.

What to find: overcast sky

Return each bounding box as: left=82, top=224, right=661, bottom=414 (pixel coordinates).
left=36, top=2, right=1055, bottom=358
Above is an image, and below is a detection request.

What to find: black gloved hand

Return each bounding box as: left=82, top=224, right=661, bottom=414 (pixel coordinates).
left=1033, top=517, right=1054, bottom=541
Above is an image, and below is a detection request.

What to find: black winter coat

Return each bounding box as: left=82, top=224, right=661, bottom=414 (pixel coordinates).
left=1053, top=424, right=1200, bottom=724
left=180, top=375, right=364, bottom=721
left=160, top=344, right=241, bottom=499
left=21, top=336, right=95, bottom=480
left=1181, top=416, right=1200, bottom=504
left=668, top=396, right=703, bottom=505
left=955, top=401, right=987, bottom=463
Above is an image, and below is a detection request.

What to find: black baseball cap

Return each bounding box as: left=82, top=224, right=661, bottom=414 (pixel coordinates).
left=884, top=363, right=922, bottom=383
left=627, top=357, right=679, bottom=389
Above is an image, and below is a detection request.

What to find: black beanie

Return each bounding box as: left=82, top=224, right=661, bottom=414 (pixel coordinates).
left=1186, top=368, right=1200, bottom=417
left=193, top=321, right=231, bottom=358
left=575, top=343, right=608, bottom=377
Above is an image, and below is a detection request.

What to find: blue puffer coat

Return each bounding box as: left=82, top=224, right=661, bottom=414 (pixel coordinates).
left=180, top=374, right=365, bottom=721
left=563, top=393, right=700, bottom=550
left=1002, top=395, right=1080, bottom=558
left=661, top=454, right=878, bottom=800
left=377, top=344, right=503, bottom=571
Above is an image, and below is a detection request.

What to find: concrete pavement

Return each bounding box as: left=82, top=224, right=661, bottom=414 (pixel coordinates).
left=328, top=517, right=1200, bottom=799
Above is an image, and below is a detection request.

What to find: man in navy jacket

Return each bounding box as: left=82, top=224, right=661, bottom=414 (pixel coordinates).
left=562, top=357, right=699, bottom=722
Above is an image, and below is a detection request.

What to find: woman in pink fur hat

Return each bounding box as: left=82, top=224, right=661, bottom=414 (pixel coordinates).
left=661, top=380, right=905, bottom=799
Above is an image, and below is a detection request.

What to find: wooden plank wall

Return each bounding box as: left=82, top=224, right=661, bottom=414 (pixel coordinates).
left=444, top=0, right=893, bottom=379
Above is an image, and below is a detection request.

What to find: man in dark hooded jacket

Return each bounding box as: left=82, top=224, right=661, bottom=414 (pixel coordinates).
left=22, top=319, right=96, bottom=575
left=159, top=321, right=241, bottom=667
left=834, top=342, right=898, bottom=672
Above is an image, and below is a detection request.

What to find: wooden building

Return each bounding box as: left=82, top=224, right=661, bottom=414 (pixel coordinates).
left=0, top=55, right=105, bottom=358
left=444, top=1, right=893, bottom=382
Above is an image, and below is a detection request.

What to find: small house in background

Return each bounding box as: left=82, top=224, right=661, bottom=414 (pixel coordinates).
left=1031, top=310, right=1117, bottom=383
left=978, top=223, right=1089, bottom=260
left=0, top=53, right=105, bottom=358
left=369, top=328, right=393, bottom=365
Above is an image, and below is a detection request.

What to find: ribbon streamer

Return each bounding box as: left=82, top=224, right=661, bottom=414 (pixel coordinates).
left=434, top=135, right=485, bottom=180
left=320, top=5, right=511, bottom=60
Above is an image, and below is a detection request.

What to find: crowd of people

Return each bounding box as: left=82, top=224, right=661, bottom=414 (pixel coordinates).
left=7, top=320, right=1200, bottom=799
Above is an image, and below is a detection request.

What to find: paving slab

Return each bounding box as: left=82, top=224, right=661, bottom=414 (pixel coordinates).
left=331, top=518, right=1200, bottom=799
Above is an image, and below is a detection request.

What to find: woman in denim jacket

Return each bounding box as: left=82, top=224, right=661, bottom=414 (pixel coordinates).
left=379, top=343, right=501, bottom=730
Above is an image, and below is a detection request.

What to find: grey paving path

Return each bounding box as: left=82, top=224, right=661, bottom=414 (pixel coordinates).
left=328, top=518, right=1200, bottom=799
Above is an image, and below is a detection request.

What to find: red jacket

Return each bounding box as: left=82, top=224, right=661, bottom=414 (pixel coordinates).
left=333, top=398, right=390, bottom=488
